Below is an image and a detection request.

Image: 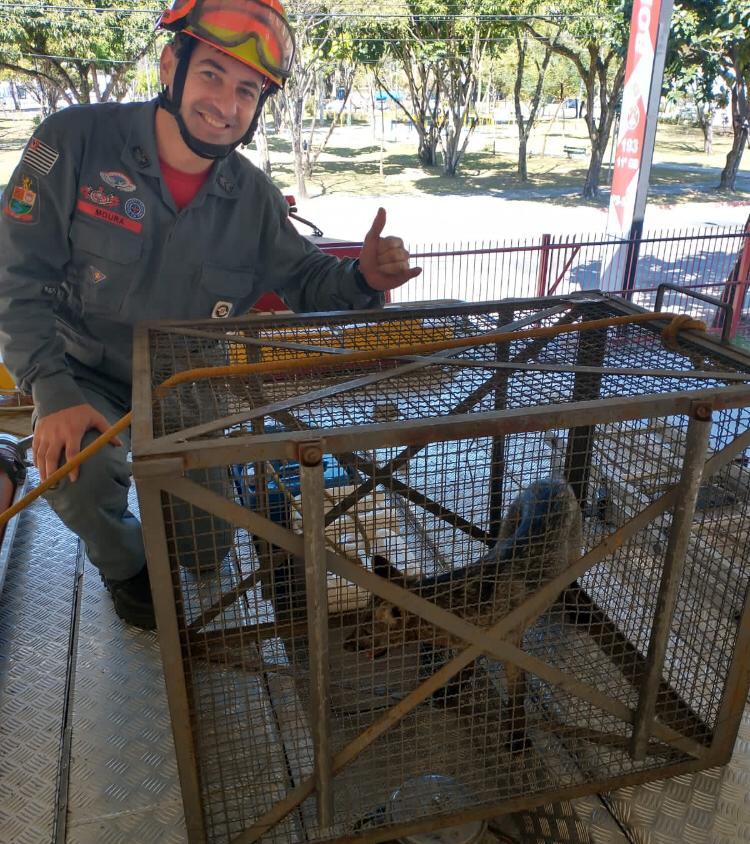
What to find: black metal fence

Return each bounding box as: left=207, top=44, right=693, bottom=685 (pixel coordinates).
left=372, top=224, right=750, bottom=342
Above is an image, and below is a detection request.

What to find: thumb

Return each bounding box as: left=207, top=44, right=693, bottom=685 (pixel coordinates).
left=92, top=411, right=123, bottom=447
left=364, top=207, right=386, bottom=244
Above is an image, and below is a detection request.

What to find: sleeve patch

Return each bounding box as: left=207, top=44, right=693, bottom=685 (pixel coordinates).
left=22, top=137, right=59, bottom=176
left=3, top=172, right=39, bottom=224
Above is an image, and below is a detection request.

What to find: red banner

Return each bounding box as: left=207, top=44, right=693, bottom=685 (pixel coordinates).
left=607, top=0, right=662, bottom=235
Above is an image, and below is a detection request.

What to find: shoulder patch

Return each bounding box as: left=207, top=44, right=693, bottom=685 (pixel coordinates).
left=22, top=137, right=59, bottom=176
left=4, top=173, right=39, bottom=224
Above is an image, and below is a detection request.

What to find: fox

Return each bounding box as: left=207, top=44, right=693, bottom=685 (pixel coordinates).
left=343, top=476, right=583, bottom=749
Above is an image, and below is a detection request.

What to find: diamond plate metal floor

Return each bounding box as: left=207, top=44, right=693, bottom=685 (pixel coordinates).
left=65, top=560, right=187, bottom=844
left=0, top=479, right=78, bottom=844
left=1, top=476, right=750, bottom=844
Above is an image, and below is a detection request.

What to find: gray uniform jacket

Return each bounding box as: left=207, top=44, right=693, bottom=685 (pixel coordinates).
left=0, top=99, right=382, bottom=419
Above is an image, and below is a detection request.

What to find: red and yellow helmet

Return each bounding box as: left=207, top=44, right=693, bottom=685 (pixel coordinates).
left=158, top=0, right=294, bottom=88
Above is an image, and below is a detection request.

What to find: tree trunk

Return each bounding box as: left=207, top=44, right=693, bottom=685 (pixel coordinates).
left=718, top=127, right=748, bottom=191
left=291, top=138, right=308, bottom=198
left=514, top=31, right=529, bottom=182
left=417, top=130, right=439, bottom=166
left=582, top=143, right=605, bottom=198
left=255, top=111, right=272, bottom=177
left=9, top=82, right=19, bottom=110
left=703, top=120, right=713, bottom=155
left=719, top=83, right=749, bottom=191
left=518, top=136, right=528, bottom=181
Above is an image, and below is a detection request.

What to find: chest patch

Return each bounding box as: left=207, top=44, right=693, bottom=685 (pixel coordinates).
left=76, top=199, right=142, bottom=233
left=211, top=301, right=233, bottom=319
left=100, top=170, right=136, bottom=192
left=124, top=198, right=145, bottom=220
left=80, top=184, right=120, bottom=208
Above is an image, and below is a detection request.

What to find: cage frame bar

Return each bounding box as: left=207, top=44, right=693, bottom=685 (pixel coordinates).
left=630, top=402, right=714, bottom=759
left=132, top=385, right=750, bottom=470
left=299, top=444, right=335, bottom=830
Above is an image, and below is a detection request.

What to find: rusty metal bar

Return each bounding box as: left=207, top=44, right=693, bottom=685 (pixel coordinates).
left=547, top=239, right=582, bottom=296
left=710, top=552, right=750, bottom=757
left=130, top=324, right=156, bottom=456
left=630, top=400, right=713, bottom=760
left=728, top=215, right=750, bottom=339
left=488, top=307, right=514, bottom=538
left=565, top=322, right=606, bottom=508
left=298, top=441, right=334, bottom=830
left=154, top=383, right=750, bottom=472
left=535, top=233, right=552, bottom=297
left=137, top=480, right=208, bottom=844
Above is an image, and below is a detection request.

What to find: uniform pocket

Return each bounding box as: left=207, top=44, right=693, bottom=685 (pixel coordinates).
left=69, top=216, right=143, bottom=316
left=199, top=263, right=256, bottom=319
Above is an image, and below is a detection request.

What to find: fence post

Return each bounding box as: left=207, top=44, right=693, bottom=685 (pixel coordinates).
left=728, top=219, right=750, bottom=340
left=536, top=233, right=552, bottom=297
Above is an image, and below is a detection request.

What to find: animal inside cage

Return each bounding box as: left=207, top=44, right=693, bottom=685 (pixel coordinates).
left=133, top=292, right=750, bottom=844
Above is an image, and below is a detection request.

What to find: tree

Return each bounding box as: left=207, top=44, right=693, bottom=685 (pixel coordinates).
left=0, top=0, right=158, bottom=112
left=511, top=29, right=554, bottom=181
left=375, top=0, right=509, bottom=176
left=669, top=0, right=750, bottom=191
left=278, top=1, right=378, bottom=197
left=525, top=0, right=628, bottom=198
left=375, top=35, right=443, bottom=167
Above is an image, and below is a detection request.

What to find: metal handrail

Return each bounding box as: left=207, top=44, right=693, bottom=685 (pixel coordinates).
left=655, top=282, right=733, bottom=344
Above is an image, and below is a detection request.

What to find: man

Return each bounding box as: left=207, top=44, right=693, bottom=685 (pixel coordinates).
left=0, top=0, right=421, bottom=630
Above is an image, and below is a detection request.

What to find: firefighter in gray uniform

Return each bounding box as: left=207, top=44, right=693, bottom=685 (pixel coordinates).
left=0, top=0, right=421, bottom=630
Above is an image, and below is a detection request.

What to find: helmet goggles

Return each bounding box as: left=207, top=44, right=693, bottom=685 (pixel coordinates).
left=159, top=0, right=294, bottom=84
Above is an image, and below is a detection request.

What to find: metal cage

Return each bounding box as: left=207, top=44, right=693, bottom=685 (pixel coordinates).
left=132, top=292, right=750, bottom=844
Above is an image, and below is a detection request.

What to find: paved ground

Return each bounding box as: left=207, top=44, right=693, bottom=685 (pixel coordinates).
left=288, top=192, right=750, bottom=247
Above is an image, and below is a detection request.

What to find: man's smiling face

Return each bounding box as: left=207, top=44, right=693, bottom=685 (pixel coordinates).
left=162, top=38, right=264, bottom=149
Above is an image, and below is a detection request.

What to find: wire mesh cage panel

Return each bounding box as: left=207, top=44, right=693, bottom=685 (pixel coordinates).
left=132, top=293, right=750, bottom=844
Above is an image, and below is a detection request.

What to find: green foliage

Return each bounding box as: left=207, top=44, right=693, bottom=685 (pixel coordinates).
left=0, top=0, right=160, bottom=107
left=670, top=0, right=750, bottom=91
left=670, top=0, right=750, bottom=187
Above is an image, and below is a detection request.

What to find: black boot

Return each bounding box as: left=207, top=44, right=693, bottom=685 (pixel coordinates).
left=102, top=565, right=156, bottom=630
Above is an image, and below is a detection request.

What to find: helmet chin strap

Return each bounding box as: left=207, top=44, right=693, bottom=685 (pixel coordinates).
left=157, top=37, right=278, bottom=160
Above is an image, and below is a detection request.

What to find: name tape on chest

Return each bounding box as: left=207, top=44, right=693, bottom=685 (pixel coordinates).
left=76, top=199, right=142, bottom=233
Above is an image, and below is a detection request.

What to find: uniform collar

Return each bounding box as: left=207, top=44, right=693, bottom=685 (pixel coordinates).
left=121, top=99, right=162, bottom=178
left=121, top=99, right=241, bottom=201
left=207, top=156, right=241, bottom=200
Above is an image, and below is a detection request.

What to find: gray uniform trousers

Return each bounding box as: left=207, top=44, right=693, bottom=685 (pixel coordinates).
left=41, top=374, right=232, bottom=582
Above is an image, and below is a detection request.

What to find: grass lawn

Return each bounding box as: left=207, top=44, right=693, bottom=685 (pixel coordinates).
left=262, top=117, right=748, bottom=204
left=1, top=109, right=747, bottom=206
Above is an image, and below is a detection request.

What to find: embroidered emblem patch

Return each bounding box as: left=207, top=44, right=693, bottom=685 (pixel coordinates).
left=22, top=137, right=59, bottom=176
left=211, top=301, right=233, bottom=319
left=124, top=197, right=145, bottom=220
left=80, top=184, right=120, bottom=208
left=89, top=267, right=107, bottom=284
left=76, top=199, right=142, bottom=233
left=4, top=173, right=39, bottom=223
left=100, top=170, right=136, bottom=192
